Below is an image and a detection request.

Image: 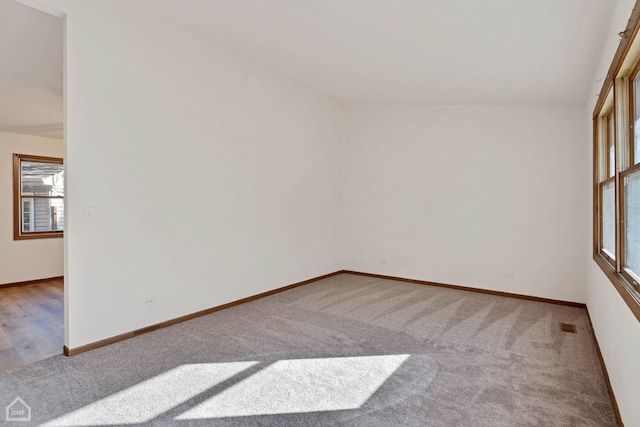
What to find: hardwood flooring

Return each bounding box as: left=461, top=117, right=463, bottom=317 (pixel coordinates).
left=0, top=278, right=63, bottom=371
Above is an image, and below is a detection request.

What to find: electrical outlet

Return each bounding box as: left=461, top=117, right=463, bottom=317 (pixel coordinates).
left=503, top=272, right=515, bottom=279
left=141, top=297, right=155, bottom=307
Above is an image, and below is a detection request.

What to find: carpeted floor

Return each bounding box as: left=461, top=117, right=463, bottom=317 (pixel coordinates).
left=0, top=273, right=616, bottom=426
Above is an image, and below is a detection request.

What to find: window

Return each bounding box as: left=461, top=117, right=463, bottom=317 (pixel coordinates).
left=633, top=71, right=640, bottom=164
left=598, top=103, right=617, bottom=264
left=593, top=7, right=640, bottom=321
left=623, top=168, right=640, bottom=284
left=22, top=199, right=34, bottom=232
left=13, top=154, right=64, bottom=240
left=608, top=112, right=615, bottom=178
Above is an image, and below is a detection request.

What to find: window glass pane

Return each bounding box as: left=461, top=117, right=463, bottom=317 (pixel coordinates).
left=635, top=74, right=640, bottom=165
left=21, top=161, right=64, bottom=197
left=625, top=169, right=640, bottom=277
left=22, top=200, right=31, bottom=232
left=50, top=199, right=64, bottom=231
left=21, top=198, right=65, bottom=233
left=609, top=115, right=615, bottom=177
left=602, top=181, right=616, bottom=258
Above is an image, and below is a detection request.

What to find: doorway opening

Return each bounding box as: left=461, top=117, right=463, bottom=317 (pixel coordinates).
left=0, top=0, right=65, bottom=371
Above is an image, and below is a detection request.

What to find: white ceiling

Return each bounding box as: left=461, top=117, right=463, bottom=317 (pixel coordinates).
left=0, top=0, right=617, bottom=140
left=0, top=0, right=62, bottom=139
left=137, top=0, right=616, bottom=105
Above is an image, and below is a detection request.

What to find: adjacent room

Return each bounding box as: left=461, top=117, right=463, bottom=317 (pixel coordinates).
left=0, top=0, right=64, bottom=370
left=1, top=0, right=639, bottom=425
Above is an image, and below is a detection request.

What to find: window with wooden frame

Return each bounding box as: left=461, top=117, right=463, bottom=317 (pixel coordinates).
left=593, top=4, right=640, bottom=320
left=13, top=154, right=64, bottom=240
left=598, top=102, right=616, bottom=265
left=624, top=66, right=640, bottom=289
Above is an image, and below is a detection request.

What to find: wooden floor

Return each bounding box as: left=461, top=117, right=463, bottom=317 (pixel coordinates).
left=0, top=278, right=63, bottom=371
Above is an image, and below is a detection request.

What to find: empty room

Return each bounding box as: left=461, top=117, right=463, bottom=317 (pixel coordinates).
left=0, top=0, right=64, bottom=371
left=1, top=0, right=639, bottom=426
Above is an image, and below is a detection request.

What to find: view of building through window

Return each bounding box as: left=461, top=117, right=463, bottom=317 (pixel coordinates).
left=13, top=154, right=64, bottom=239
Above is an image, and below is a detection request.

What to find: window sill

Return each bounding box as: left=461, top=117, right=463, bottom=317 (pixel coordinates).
left=14, top=232, right=64, bottom=241
left=594, top=253, right=640, bottom=322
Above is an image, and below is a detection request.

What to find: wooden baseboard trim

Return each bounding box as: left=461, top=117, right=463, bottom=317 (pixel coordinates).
left=64, top=269, right=588, bottom=356
left=342, top=270, right=586, bottom=308
left=63, top=270, right=345, bottom=357
left=0, top=276, right=64, bottom=289
left=585, top=308, right=624, bottom=426
left=64, top=330, right=135, bottom=357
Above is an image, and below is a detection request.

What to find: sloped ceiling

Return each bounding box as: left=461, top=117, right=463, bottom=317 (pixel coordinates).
left=0, top=0, right=62, bottom=139
left=0, top=0, right=618, bottom=142
left=135, top=0, right=617, bottom=104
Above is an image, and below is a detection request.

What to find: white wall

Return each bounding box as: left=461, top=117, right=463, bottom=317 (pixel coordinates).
left=344, top=105, right=588, bottom=303
left=25, top=10, right=638, bottom=426
left=0, top=131, right=63, bottom=284
left=585, top=0, right=640, bottom=425
left=31, top=0, right=344, bottom=349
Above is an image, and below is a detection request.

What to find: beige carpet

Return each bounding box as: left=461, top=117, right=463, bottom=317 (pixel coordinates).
left=0, top=273, right=616, bottom=426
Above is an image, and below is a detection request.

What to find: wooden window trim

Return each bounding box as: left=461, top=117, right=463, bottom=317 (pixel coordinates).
left=593, top=0, right=640, bottom=323
left=13, top=154, right=64, bottom=240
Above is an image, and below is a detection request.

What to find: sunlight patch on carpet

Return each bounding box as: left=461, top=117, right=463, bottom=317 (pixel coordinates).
left=41, top=361, right=259, bottom=426
left=177, top=354, right=410, bottom=419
